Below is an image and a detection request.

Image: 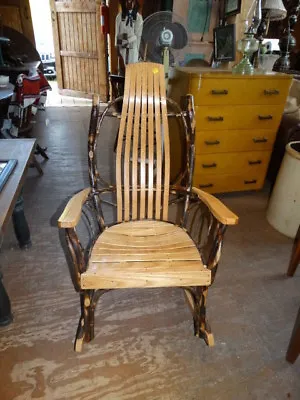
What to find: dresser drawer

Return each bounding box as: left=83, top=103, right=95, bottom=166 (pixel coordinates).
left=195, top=105, right=283, bottom=131
left=196, top=129, right=276, bottom=154
left=193, top=172, right=266, bottom=194
left=190, top=76, right=291, bottom=106
left=195, top=151, right=271, bottom=176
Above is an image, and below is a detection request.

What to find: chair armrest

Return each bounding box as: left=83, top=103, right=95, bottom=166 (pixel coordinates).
left=192, top=187, right=238, bottom=226
left=58, top=188, right=91, bottom=228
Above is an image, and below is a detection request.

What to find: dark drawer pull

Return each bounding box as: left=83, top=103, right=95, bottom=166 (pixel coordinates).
left=248, top=160, right=262, bottom=165
left=199, top=183, right=214, bottom=189
left=244, top=179, right=257, bottom=185
left=202, top=163, right=217, bottom=168
left=253, top=137, right=268, bottom=143
left=211, top=89, right=228, bottom=95
left=264, top=89, right=279, bottom=95
left=258, top=115, right=273, bottom=120
left=207, top=116, right=224, bottom=122
left=204, top=140, right=220, bottom=146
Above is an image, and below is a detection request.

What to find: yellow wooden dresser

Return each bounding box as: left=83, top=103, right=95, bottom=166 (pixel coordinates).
left=169, top=68, right=292, bottom=193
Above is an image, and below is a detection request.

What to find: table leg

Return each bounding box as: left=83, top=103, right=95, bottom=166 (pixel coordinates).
left=286, top=308, right=300, bottom=364
left=35, top=144, right=49, bottom=160
left=12, top=193, right=32, bottom=249
left=0, top=271, right=13, bottom=326
left=287, top=225, right=300, bottom=277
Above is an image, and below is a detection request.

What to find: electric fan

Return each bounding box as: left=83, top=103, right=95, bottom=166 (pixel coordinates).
left=140, top=11, right=190, bottom=82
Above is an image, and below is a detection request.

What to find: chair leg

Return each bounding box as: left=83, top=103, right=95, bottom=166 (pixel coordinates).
left=32, top=155, right=44, bottom=176
left=286, top=308, right=300, bottom=364
left=74, top=291, right=95, bottom=352
left=184, top=287, right=214, bottom=346
left=287, top=226, right=300, bottom=277
left=195, top=287, right=214, bottom=346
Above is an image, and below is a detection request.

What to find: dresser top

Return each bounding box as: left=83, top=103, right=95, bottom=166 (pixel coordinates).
left=175, top=67, right=293, bottom=80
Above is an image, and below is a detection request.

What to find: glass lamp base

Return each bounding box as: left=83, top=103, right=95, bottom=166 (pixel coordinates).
left=232, top=55, right=255, bottom=75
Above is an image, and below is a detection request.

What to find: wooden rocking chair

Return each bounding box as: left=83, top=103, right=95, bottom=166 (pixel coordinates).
left=58, top=62, right=238, bottom=352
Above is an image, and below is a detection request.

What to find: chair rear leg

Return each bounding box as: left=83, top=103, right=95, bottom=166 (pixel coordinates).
left=74, top=291, right=95, bottom=352
left=184, top=286, right=214, bottom=346
left=197, top=287, right=215, bottom=346
left=194, top=287, right=214, bottom=346
left=286, top=307, right=300, bottom=364
left=287, top=226, right=300, bottom=277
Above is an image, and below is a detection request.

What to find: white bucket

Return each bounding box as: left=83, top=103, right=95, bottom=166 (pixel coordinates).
left=267, top=141, right=300, bottom=238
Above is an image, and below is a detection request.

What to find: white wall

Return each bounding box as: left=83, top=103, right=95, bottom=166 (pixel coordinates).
left=29, top=0, right=54, bottom=57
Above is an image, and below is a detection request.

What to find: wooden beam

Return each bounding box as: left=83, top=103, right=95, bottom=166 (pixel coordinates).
left=49, top=0, right=63, bottom=89
left=58, top=89, right=93, bottom=99
left=20, top=0, right=35, bottom=46
left=96, top=0, right=109, bottom=101
left=60, top=50, right=98, bottom=59
left=55, top=1, right=96, bottom=13
left=108, top=0, right=119, bottom=74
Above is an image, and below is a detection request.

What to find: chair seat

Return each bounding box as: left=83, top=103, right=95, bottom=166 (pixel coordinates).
left=81, top=220, right=211, bottom=289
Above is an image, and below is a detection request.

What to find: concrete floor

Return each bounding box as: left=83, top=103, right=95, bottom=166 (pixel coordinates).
left=0, top=105, right=299, bottom=400
left=46, top=80, right=92, bottom=107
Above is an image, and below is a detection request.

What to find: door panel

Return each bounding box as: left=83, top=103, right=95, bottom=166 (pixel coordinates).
left=0, top=0, right=35, bottom=45
left=50, top=0, right=108, bottom=100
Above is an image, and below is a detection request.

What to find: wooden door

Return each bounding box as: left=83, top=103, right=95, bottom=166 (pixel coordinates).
left=0, top=0, right=35, bottom=45
left=50, top=0, right=108, bottom=101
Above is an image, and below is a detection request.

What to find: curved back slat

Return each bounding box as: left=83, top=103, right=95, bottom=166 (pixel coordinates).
left=147, top=64, right=154, bottom=219
left=116, top=62, right=170, bottom=222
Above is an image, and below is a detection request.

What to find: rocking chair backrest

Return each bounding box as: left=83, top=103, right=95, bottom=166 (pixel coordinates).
left=116, top=62, right=170, bottom=222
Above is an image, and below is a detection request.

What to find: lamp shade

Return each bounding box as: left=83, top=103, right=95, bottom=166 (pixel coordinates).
left=262, top=0, right=287, bottom=21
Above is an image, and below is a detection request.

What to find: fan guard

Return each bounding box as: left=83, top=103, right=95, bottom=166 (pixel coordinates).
left=140, top=11, right=189, bottom=65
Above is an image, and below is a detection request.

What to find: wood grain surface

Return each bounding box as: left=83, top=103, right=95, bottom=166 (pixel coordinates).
left=0, top=107, right=299, bottom=400
left=115, top=63, right=170, bottom=223
left=0, top=139, right=35, bottom=233
left=81, top=220, right=211, bottom=289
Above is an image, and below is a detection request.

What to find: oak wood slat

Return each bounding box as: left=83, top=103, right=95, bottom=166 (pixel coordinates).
left=140, top=63, right=147, bottom=219
left=132, top=64, right=142, bottom=220
left=74, top=12, right=81, bottom=92
left=95, top=242, right=195, bottom=250
left=154, top=67, right=162, bottom=219
left=95, top=4, right=102, bottom=95
left=81, top=262, right=210, bottom=289
left=60, top=50, right=98, bottom=59
left=81, top=221, right=210, bottom=289
left=124, top=65, right=136, bottom=221
left=160, top=66, right=170, bottom=221
left=55, top=1, right=97, bottom=12
left=76, top=12, right=83, bottom=92
left=65, top=13, right=74, bottom=89
left=147, top=64, right=154, bottom=219
left=116, top=63, right=170, bottom=223
left=98, top=233, right=192, bottom=247
left=116, top=64, right=131, bottom=221
left=93, top=243, right=200, bottom=260
left=81, top=11, right=87, bottom=92
left=85, top=13, right=92, bottom=93
left=69, top=13, right=76, bottom=89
